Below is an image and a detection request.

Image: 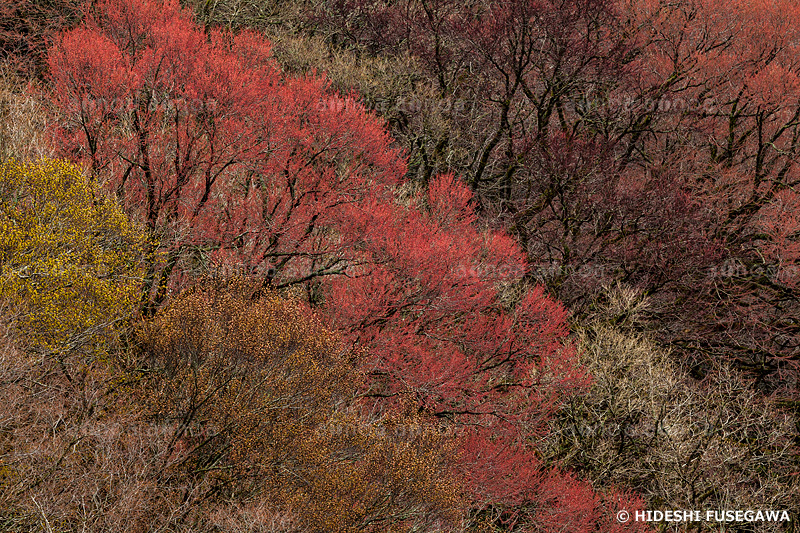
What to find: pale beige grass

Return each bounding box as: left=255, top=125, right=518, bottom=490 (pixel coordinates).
left=0, top=64, right=54, bottom=163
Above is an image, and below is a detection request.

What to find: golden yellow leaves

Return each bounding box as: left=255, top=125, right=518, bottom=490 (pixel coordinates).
left=0, top=158, right=147, bottom=352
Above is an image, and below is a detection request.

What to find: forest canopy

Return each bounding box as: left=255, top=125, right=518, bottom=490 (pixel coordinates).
left=0, top=0, right=798, bottom=531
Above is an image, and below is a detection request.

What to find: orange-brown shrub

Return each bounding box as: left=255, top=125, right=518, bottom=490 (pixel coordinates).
left=0, top=281, right=463, bottom=532
left=135, top=280, right=463, bottom=531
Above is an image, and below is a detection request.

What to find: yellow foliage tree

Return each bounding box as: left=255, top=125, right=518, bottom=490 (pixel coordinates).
left=0, top=158, right=146, bottom=352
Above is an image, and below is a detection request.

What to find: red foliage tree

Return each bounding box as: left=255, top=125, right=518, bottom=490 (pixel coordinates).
left=617, top=0, right=800, bottom=390
left=307, top=0, right=721, bottom=315
left=46, top=0, right=650, bottom=529
left=311, top=0, right=800, bottom=395
left=47, top=0, right=405, bottom=312
left=319, top=172, right=649, bottom=530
